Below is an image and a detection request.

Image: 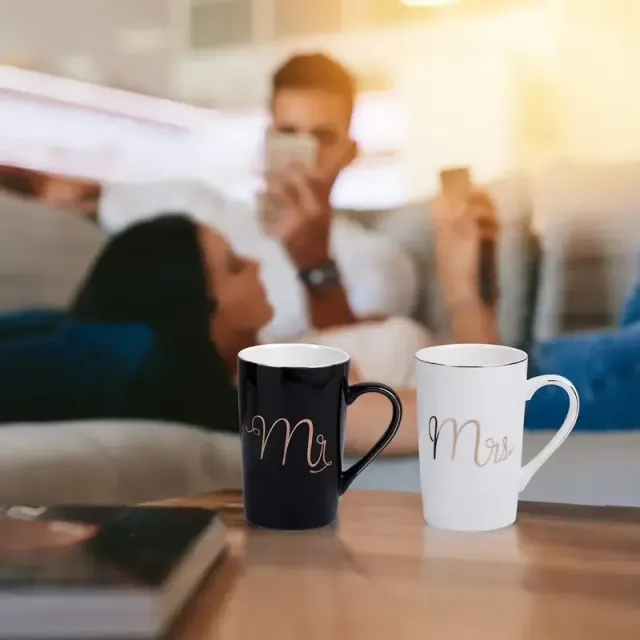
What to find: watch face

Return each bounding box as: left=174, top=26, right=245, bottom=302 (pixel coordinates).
left=308, top=268, right=327, bottom=286
left=300, top=260, right=341, bottom=293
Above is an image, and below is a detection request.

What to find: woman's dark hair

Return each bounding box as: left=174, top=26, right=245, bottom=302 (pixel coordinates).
left=71, top=214, right=238, bottom=431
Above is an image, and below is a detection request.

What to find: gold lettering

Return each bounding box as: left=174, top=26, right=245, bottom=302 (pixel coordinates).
left=429, top=416, right=514, bottom=467
left=245, top=416, right=332, bottom=474
left=451, top=419, right=492, bottom=467
left=309, top=434, right=331, bottom=474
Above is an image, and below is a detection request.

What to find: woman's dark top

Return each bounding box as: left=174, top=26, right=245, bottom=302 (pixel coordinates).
left=0, top=309, right=239, bottom=432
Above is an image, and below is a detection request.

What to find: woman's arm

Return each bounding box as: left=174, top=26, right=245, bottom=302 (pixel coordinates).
left=447, top=297, right=501, bottom=344
left=342, top=189, right=508, bottom=458
left=432, top=191, right=502, bottom=344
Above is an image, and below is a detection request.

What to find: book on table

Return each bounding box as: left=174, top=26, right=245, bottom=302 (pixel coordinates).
left=0, top=504, right=227, bottom=639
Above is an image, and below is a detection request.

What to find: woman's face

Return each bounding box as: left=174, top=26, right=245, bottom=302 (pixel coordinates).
left=198, top=225, right=273, bottom=334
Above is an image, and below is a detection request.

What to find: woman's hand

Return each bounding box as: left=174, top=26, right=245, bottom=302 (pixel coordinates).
left=432, top=190, right=502, bottom=344
left=432, top=189, right=499, bottom=311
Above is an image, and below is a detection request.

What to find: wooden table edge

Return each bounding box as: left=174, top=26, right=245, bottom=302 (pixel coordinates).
left=151, top=489, right=640, bottom=525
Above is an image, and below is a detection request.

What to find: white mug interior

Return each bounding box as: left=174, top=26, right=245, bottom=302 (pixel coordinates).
left=415, top=343, right=528, bottom=368
left=239, top=343, right=350, bottom=369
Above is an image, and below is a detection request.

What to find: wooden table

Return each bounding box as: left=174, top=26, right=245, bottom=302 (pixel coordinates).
left=168, top=491, right=640, bottom=640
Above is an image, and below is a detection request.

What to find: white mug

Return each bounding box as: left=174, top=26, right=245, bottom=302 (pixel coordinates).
left=415, top=344, right=579, bottom=532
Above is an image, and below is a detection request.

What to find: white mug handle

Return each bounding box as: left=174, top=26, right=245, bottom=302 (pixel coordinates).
left=519, top=375, right=580, bottom=491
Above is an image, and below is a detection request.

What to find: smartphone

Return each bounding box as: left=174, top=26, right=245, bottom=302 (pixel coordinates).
left=264, top=131, right=318, bottom=175
left=439, top=167, right=471, bottom=201
left=439, top=166, right=498, bottom=306
left=259, top=132, right=318, bottom=228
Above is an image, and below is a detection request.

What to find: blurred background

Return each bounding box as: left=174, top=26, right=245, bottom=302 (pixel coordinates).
left=1, top=0, right=640, bottom=508
left=1, top=0, right=638, bottom=209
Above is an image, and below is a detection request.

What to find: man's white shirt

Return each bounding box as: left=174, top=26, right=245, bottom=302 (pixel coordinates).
left=99, top=181, right=419, bottom=343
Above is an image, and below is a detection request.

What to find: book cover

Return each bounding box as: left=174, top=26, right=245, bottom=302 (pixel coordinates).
left=0, top=505, right=227, bottom=639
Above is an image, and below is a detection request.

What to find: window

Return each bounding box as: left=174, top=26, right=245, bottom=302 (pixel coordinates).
left=273, top=0, right=344, bottom=38
left=190, top=0, right=254, bottom=49
left=347, top=0, right=438, bottom=30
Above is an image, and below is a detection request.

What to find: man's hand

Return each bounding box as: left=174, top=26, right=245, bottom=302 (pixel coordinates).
left=432, top=189, right=499, bottom=311
left=261, top=163, right=358, bottom=330
left=261, top=164, right=332, bottom=269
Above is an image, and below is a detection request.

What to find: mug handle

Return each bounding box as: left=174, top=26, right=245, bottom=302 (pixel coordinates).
left=339, top=382, right=403, bottom=495
left=520, top=375, right=580, bottom=491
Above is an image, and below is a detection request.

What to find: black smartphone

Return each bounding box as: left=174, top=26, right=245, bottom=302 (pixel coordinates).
left=479, top=235, right=498, bottom=307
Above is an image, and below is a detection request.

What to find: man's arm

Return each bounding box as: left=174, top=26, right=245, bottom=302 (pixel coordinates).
left=275, top=211, right=358, bottom=331
left=262, top=167, right=360, bottom=330
left=307, top=288, right=357, bottom=330
left=298, top=263, right=357, bottom=329
left=293, top=218, right=419, bottom=330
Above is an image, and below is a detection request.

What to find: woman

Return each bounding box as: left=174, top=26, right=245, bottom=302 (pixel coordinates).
left=432, top=193, right=640, bottom=435
left=0, top=214, right=418, bottom=454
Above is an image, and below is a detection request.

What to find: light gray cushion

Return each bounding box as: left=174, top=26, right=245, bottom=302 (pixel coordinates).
left=0, top=192, right=106, bottom=311
left=0, top=421, right=242, bottom=505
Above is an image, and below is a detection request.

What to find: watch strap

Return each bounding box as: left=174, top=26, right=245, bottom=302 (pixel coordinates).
left=298, top=259, right=342, bottom=295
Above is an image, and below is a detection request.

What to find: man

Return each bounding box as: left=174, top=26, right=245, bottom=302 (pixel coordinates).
left=6, top=55, right=418, bottom=346
left=97, top=53, right=419, bottom=345
left=210, top=53, right=419, bottom=343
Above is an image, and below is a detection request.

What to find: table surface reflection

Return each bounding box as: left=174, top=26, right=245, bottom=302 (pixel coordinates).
left=162, top=491, right=640, bottom=640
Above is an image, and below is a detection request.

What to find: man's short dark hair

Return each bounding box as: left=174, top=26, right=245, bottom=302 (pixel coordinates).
left=271, top=53, right=356, bottom=121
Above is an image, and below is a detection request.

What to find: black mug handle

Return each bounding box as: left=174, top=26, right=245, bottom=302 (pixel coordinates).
left=339, top=382, right=403, bottom=495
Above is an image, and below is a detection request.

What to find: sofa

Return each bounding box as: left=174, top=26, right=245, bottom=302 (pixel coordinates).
left=1, top=163, right=640, bottom=507
left=0, top=193, right=244, bottom=504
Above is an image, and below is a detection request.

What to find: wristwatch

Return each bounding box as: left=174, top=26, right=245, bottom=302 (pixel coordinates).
left=298, top=259, right=342, bottom=296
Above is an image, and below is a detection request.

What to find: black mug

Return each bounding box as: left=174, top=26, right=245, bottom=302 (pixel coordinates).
left=238, top=343, right=403, bottom=530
